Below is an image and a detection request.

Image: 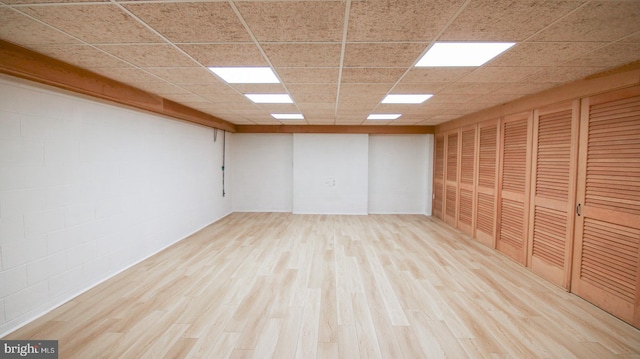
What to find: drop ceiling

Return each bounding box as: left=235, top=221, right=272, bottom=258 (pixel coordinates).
left=1, top=0, right=639, bottom=127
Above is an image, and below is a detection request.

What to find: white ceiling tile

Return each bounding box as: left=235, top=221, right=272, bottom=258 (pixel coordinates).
left=262, top=43, right=342, bottom=67
left=19, top=4, right=163, bottom=44
left=0, top=8, right=80, bottom=46
left=236, top=1, right=345, bottom=42
left=440, top=0, right=584, bottom=41
left=179, top=44, right=268, bottom=67
left=348, top=0, right=465, bottom=41
left=532, top=1, right=640, bottom=42
left=343, top=43, right=426, bottom=68
left=124, top=2, right=251, bottom=43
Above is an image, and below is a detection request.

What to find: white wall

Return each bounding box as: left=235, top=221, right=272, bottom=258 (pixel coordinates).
left=0, top=75, right=232, bottom=336
left=230, top=133, right=434, bottom=215
left=231, top=133, right=292, bottom=212
left=293, top=134, right=369, bottom=214
left=368, top=135, right=430, bottom=214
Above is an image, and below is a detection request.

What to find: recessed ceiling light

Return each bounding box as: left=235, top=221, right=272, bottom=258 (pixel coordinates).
left=245, top=94, right=293, bottom=104
left=208, top=67, right=280, bottom=83
left=367, top=114, right=402, bottom=120
left=272, top=113, right=304, bottom=120
left=381, top=94, right=433, bottom=104
left=415, top=42, right=515, bottom=67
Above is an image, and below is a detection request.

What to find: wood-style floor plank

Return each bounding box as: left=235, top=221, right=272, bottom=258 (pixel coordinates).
left=3, top=213, right=639, bottom=358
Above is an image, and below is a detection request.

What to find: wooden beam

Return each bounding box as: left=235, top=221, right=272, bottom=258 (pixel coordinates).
left=235, top=125, right=434, bottom=134
left=0, top=40, right=236, bottom=133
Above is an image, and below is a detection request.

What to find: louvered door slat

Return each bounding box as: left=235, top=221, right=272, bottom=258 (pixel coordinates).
left=433, top=182, right=443, bottom=219
left=500, top=198, right=525, bottom=249
left=497, top=114, right=531, bottom=264
left=476, top=193, right=494, bottom=241
left=478, top=125, right=497, bottom=189
left=502, top=121, right=528, bottom=193
left=459, top=189, right=473, bottom=228
left=528, top=102, right=578, bottom=288
left=580, top=218, right=639, bottom=303
left=532, top=206, right=566, bottom=268
left=433, top=135, right=445, bottom=219
left=447, top=133, right=458, bottom=182
left=458, top=128, right=476, bottom=234
left=435, top=135, right=444, bottom=179
left=586, top=109, right=640, bottom=215
left=445, top=132, right=459, bottom=225
left=446, top=185, right=457, bottom=218
left=589, top=122, right=640, bottom=134
left=460, top=129, right=475, bottom=185
left=475, top=122, right=498, bottom=246
left=572, top=87, right=640, bottom=328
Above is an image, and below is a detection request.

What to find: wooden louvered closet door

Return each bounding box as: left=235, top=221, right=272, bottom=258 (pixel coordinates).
left=433, top=135, right=445, bottom=219
left=445, top=131, right=459, bottom=226
left=528, top=101, right=579, bottom=288
left=458, top=126, right=476, bottom=235
left=571, top=87, right=640, bottom=328
left=475, top=120, right=499, bottom=247
left=497, top=112, right=532, bottom=264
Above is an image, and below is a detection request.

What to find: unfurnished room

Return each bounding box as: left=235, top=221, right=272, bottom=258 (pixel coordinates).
left=1, top=0, right=639, bottom=357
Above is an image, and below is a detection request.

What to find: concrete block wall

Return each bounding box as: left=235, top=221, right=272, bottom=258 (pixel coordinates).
left=0, top=75, right=232, bottom=336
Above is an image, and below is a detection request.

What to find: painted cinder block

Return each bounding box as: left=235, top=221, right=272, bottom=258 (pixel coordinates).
left=0, top=189, right=47, bottom=218
left=0, top=111, right=20, bottom=141
left=46, top=226, right=84, bottom=255
left=26, top=252, right=66, bottom=285
left=3, top=282, right=48, bottom=321
left=23, top=209, right=64, bottom=238
left=47, top=266, right=83, bottom=301
left=0, top=235, right=46, bottom=269
left=0, top=266, right=27, bottom=298
left=0, top=75, right=230, bottom=336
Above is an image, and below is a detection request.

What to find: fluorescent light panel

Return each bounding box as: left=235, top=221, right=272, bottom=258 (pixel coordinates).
left=245, top=94, right=293, bottom=103
left=416, top=42, right=515, bottom=67
left=272, top=113, right=304, bottom=120
left=208, top=67, right=279, bottom=83
left=382, top=94, right=432, bottom=104
left=367, top=114, right=402, bottom=120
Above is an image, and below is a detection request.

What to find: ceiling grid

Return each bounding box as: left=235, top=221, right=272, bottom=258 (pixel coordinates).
left=0, top=0, right=638, bottom=127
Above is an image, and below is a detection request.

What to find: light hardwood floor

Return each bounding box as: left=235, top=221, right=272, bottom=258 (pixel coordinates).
left=4, top=212, right=640, bottom=358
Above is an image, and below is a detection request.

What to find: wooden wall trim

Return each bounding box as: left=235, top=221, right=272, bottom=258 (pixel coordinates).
left=235, top=125, right=434, bottom=134
left=0, top=40, right=236, bottom=133
left=435, top=65, right=640, bottom=133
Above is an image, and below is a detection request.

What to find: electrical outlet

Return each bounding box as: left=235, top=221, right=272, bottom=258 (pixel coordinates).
left=324, top=178, right=336, bottom=187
